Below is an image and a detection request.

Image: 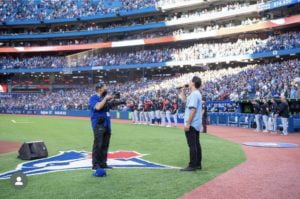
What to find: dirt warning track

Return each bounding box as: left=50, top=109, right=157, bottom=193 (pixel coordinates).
left=0, top=141, right=21, bottom=154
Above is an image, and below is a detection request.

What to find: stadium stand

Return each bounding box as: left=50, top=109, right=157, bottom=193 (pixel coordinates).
left=0, top=59, right=299, bottom=111
left=0, top=31, right=299, bottom=69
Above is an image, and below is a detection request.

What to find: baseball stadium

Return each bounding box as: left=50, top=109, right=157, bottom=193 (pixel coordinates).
left=0, top=0, right=300, bottom=199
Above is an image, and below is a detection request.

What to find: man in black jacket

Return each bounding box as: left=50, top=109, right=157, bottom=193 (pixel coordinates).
left=261, top=98, right=269, bottom=133
left=252, top=100, right=262, bottom=132
left=278, top=96, right=290, bottom=135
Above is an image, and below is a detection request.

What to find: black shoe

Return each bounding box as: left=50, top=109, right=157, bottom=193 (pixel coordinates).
left=180, top=166, right=197, bottom=172
left=92, top=165, right=100, bottom=170
left=100, top=165, right=113, bottom=169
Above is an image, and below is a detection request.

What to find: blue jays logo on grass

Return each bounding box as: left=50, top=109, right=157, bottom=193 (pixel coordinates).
left=0, top=151, right=176, bottom=179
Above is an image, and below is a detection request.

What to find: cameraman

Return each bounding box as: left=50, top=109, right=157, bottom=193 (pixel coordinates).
left=89, top=84, right=113, bottom=170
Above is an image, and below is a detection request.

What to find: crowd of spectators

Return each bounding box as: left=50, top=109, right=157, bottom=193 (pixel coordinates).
left=0, top=1, right=262, bottom=22
left=1, top=32, right=299, bottom=69
left=0, top=16, right=159, bottom=36
left=1, top=17, right=266, bottom=48
left=0, top=1, right=265, bottom=37
left=0, top=3, right=267, bottom=37
left=0, top=0, right=156, bottom=22
left=135, top=59, right=299, bottom=101
left=0, top=59, right=299, bottom=111
left=166, top=2, right=252, bottom=23
left=172, top=32, right=300, bottom=61
left=0, top=88, right=91, bottom=110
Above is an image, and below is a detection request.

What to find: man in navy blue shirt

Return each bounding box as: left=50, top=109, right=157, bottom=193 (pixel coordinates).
left=89, top=84, right=113, bottom=170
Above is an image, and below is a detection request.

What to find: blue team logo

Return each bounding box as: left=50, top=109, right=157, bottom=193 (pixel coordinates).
left=0, top=150, right=177, bottom=180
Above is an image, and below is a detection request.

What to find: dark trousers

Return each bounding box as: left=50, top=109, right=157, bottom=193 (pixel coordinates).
left=92, top=123, right=111, bottom=168
left=202, top=116, right=207, bottom=133
left=185, top=126, right=202, bottom=168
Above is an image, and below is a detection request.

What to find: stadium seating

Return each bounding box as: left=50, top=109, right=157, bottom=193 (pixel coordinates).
left=0, top=32, right=299, bottom=70
left=0, top=59, right=299, bottom=111
left=0, top=0, right=156, bottom=22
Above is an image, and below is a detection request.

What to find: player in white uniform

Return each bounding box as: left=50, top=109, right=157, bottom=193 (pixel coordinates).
left=138, top=101, right=144, bottom=124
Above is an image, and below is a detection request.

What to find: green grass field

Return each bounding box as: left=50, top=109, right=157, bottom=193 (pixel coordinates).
left=0, top=115, right=245, bottom=199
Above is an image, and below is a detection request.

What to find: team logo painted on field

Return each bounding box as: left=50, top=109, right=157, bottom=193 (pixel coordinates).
left=0, top=151, right=176, bottom=179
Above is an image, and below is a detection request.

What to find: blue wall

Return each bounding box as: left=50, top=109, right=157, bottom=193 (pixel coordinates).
left=208, top=112, right=296, bottom=133
left=0, top=109, right=298, bottom=132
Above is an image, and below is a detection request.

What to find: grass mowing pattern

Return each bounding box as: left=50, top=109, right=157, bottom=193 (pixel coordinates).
left=0, top=115, right=245, bottom=199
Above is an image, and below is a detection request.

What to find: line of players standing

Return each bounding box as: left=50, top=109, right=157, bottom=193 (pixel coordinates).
left=129, top=98, right=180, bottom=127
left=252, top=96, right=290, bottom=135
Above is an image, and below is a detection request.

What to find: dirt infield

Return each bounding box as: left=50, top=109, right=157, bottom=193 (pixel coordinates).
left=0, top=141, right=21, bottom=154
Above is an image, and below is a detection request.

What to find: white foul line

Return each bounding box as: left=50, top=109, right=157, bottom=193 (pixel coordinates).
left=11, top=120, right=33, bottom=124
